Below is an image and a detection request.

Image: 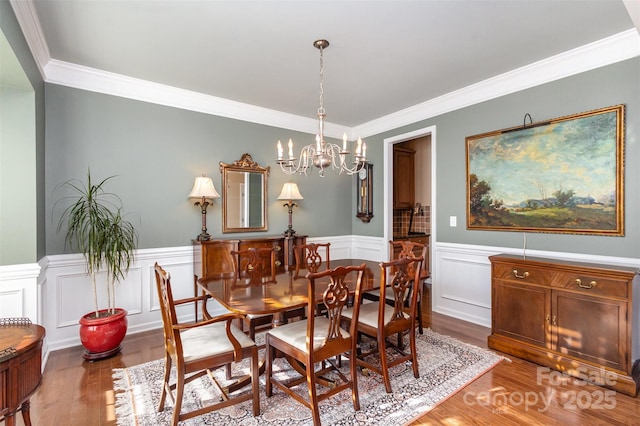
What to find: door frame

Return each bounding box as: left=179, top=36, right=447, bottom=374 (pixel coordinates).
left=383, top=125, right=436, bottom=264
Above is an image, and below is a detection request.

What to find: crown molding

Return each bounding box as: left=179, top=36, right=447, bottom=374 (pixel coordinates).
left=10, top=0, right=640, bottom=140
left=353, top=29, right=640, bottom=138
left=43, top=58, right=335, bottom=135
left=9, top=0, right=50, bottom=77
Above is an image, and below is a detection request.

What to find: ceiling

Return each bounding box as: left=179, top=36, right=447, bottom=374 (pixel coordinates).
left=8, top=0, right=640, bottom=135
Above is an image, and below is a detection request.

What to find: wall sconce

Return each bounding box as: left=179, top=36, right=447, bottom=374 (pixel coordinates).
left=188, top=175, right=220, bottom=241
left=277, top=182, right=304, bottom=237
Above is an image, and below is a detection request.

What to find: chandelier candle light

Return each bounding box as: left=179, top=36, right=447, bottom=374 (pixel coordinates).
left=277, top=182, right=304, bottom=237
left=276, top=39, right=367, bottom=177
left=188, top=175, right=221, bottom=241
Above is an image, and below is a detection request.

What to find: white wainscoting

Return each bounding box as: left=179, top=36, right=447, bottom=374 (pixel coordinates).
left=6, top=236, right=639, bottom=366
left=35, top=235, right=386, bottom=360
left=0, top=262, right=41, bottom=321
left=431, top=243, right=640, bottom=328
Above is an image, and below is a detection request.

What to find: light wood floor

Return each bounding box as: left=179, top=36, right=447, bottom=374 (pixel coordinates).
left=4, top=292, right=640, bottom=425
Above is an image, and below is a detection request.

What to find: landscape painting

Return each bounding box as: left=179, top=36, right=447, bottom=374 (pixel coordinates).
left=466, top=105, right=624, bottom=235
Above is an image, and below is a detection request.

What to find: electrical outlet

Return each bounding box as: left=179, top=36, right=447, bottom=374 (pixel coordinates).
left=450, top=216, right=457, bottom=227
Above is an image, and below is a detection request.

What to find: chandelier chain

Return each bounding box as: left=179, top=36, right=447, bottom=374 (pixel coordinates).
left=318, top=43, right=325, bottom=117
left=275, top=39, right=367, bottom=177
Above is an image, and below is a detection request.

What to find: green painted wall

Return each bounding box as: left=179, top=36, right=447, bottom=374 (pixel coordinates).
left=44, top=86, right=353, bottom=254
left=0, top=85, right=35, bottom=264
left=365, top=58, right=640, bottom=258
left=2, top=0, right=638, bottom=260
left=0, top=0, right=45, bottom=264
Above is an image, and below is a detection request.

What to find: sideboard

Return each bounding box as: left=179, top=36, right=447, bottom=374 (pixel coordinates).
left=193, top=234, right=307, bottom=279
left=488, top=254, right=640, bottom=397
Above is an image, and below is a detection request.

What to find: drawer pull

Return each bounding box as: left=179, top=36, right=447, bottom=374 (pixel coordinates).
left=552, top=315, right=557, bottom=326
left=275, top=260, right=282, bottom=267
left=512, top=269, right=529, bottom=279
left=276, top=245, right=282, bottom=252
left=575, top=279, right=597, bottom=289
left=545, top=314, right=550, bottom=323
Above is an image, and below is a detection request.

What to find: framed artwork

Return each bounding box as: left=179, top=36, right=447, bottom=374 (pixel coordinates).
left=466, top=104, right=625, bottom=235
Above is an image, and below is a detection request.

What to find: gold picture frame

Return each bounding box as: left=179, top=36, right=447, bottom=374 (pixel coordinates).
left=466, top=104, right=624, bottom=235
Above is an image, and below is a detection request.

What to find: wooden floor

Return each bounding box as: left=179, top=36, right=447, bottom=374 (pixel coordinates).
left=4, top=294, right=640, bottom=425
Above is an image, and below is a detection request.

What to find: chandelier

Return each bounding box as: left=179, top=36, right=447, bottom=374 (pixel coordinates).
left=276, top=39, right=367, bottom=177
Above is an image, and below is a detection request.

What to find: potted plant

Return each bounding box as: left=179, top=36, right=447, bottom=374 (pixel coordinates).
left=56, top=170, right=138, bottom=360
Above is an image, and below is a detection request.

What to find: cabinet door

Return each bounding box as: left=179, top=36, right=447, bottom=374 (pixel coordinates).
left=552, top=290, right=628, bottom=371
left=393, top=147, right=415, bottom=209
left=493, top=280, right=550, bottom=348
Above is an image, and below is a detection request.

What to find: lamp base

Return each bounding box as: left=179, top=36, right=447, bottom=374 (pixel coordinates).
left=197, top=232, right=211, bottom=241
left=283, top=228, right=296, bottom=238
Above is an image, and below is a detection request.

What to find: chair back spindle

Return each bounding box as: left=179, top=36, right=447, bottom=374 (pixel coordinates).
left=232, top=247, right=278, bottom=283
left=294, top=242, right=331, bottom=277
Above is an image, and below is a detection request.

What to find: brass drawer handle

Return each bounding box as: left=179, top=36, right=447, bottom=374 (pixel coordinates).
left=513, top=269, right=529, bottom=279
left=276, top=245, right=282, bottom=252
left=575, top=278, right=597, bottom=289
left=275, top=260, right=282, bottom=267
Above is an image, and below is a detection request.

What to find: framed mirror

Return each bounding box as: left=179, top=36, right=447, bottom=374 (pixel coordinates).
left=220, top=153, right=269, bottom=233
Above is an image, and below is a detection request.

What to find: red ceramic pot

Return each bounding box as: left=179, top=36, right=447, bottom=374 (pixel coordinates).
left=79, top=308, right=128, bottom=360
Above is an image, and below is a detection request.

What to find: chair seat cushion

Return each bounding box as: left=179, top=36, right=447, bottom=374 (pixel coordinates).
left=343, top=302, right=407, bottom=329
left=267, top=317, right=351, bottom=354
left=180, top=321, right=255, bottom=363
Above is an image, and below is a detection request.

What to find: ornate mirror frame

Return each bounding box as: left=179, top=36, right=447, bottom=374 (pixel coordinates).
left=220, top=153, right=269, bottom=233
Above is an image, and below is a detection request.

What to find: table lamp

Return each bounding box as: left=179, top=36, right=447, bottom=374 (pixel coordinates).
left=277, top=182, right=303, bottom=237
left=188, top=175, right=221, bottom=241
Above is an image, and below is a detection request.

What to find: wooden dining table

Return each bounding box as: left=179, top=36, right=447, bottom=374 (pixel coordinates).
left=197, top=258, right=381, bottom=324
left=197, top=258, right=380, bottom=390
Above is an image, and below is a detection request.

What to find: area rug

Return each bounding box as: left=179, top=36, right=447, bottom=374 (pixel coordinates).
left=113, top=329, right=507, bottom=425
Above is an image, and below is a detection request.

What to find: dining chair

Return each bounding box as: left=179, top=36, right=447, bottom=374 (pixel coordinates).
left=265, top=264, right=366, bottom=426
left=230, top=247, right=278, bottom=339
left=294, top=242, right=331, bottom=316
left=231, top=247, right=306, bottom=339
left=362, top=240, right=428, bottom=335
left=342, top=255, right=423, bottom=393
left=193, top=239, right=237, bottom=320
left=293, top=242, right=331, bottom=277
left=153, top=263, right=260, bottom=426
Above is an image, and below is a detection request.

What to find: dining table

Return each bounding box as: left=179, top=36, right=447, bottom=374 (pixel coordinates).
left=197, top=258, right=381, bottom=325
left=197, top=258, right=381, bottom=391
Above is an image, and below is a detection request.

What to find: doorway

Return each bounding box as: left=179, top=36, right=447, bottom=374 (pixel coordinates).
left=383, top=126, right=436, bottom=263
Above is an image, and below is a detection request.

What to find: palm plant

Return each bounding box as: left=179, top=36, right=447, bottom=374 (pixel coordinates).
left=56, top=170, right=138, bottom=318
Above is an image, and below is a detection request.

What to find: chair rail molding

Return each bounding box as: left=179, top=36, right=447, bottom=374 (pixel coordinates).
left=0, top=262, right=41, bottom=322
left=431, top=242, right=640, bottom=328
left=19, top=237, right=638, bottom=367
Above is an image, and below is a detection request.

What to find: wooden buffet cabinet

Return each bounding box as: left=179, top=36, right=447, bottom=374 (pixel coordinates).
left=488, top=254, right=640, bottom=396
left=193, top=235, right=307, bottom=279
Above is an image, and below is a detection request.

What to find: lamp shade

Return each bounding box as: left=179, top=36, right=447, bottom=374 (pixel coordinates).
left=188, top=176, right=220, bottom=199
left=277, top=182, right=303, bottom=201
